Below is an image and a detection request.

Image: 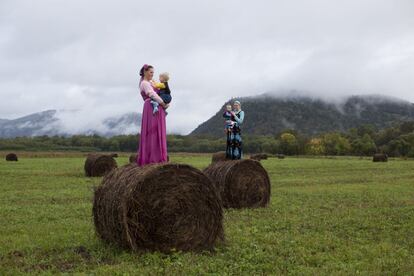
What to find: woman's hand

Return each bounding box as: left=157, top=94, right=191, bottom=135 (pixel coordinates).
left=161, top=102, right=169, bottom=109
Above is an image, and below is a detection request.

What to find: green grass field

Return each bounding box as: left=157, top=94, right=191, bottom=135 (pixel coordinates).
left=1, top=153, right=414, bottom=275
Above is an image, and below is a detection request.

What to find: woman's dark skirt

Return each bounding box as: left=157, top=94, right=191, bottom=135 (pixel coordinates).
left=226, top=126, right=242, bottom=160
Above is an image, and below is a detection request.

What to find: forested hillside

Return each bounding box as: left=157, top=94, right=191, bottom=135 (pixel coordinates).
left=191, top=95, right=414, bottom=137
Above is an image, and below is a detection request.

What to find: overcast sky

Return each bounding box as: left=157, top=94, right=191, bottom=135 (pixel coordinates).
left=0, top=0, right=413, bottom=134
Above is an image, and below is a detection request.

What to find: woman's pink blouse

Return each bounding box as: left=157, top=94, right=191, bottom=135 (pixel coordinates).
left=140, top=80, right=164, bottom=104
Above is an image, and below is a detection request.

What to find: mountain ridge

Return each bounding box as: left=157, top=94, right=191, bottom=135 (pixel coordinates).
left=2, top=94, right=414, bottom=138
left=191, top=94, right=414, bottom=137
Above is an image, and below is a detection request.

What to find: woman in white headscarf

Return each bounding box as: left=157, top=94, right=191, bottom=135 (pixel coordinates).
left=226, top=100, right=245, bottom=159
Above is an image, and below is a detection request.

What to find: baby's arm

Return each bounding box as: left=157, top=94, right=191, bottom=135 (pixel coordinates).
left=154, top=82, right=166, bottom=89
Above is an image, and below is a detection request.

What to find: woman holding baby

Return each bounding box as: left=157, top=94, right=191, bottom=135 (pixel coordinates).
left=224, top=100, right=245, bottom=160
left=136, top=64, right=170, bottom=166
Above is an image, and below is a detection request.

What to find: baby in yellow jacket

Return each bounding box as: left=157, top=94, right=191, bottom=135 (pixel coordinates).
left=150, top=72, right=172, bottom=114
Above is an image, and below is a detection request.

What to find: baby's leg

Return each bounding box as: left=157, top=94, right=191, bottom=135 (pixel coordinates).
left=160, top=93, right=172, bottom=104
left=159, top=94, right=171, bottom=115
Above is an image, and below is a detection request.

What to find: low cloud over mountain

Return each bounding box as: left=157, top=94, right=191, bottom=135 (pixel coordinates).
left=0, top=109, right=141, bottom=138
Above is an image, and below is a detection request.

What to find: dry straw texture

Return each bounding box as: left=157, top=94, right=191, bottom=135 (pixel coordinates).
left=93, top=163, right=224, bottom=252
left=203, top=159, right=271, bottom=209
left=211, top=152, right=228, bottom=163
left=84, top=154, right=118, bottom=177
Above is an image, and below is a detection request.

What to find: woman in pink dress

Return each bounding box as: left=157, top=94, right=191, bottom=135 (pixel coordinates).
left=136, top=64, right=169, bottom=166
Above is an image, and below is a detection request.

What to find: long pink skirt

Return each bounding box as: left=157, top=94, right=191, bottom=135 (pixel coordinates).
left=137, top=99, right=168, bottom=166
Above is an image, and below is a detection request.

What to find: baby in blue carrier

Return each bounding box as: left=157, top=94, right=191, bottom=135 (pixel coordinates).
left=223, top=104, right=235, bottom=133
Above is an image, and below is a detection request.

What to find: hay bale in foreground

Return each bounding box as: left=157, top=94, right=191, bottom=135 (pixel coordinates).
left=84, top=154, right=118, bottom=177
left=129, top=154, right=138, bottom=163
left=203, top=159, right=271, bottom=208
left=5, top=153, right=18, bottom=161
left=250, top=153, right=268, bottom=161
left=211, top=151, right=228, bottom=163
left=93, top=163, right=223, bottom=252
left=373, top=153, right=388, bottom=162
left=276, top=154, right=285, bottom=159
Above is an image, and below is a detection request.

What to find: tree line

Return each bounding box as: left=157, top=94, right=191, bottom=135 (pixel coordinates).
left=1, top=121, right=414, bottom=157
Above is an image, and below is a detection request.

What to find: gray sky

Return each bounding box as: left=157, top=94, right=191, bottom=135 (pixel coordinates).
left=0, top=0, right=413, bottom=134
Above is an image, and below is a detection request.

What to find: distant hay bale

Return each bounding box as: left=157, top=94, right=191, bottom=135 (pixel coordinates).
left=93, top=163, right=224, bottom=252
left=373, top=153, right=388, bottom=162
left=276, top=154, right=285, bottom=159
left=129, top=154, right=138, bottom=163
left=203, top=159, right=271, bottom=208
left=250, top=153, right=268, bottom=161
left=110, top=153, right=118, bottom=158
left=5, top=153, right=18, bottom=161
left=84, top=154, right=118, bottom=177
left=211, top=151, right=228, bottom=163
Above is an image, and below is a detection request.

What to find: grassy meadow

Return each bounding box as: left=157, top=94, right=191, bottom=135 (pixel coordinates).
left=1, top=152, right=414, bottom=275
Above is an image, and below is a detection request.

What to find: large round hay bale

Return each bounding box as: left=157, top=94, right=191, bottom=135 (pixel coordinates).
left=203, top=159, right=271, bottom=209
left=5, top=153, right=18, bottom=161
left=211, top=151, right=228, bottom=163
left=84, top=154, right=118, bottom=177
left=250, top=153, right=268, bottom=161
left=373, top=153, right=388, bottom=162
left=93, top=163, right=224, bottom=252
left=129, top=154, right=138, bottom=163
